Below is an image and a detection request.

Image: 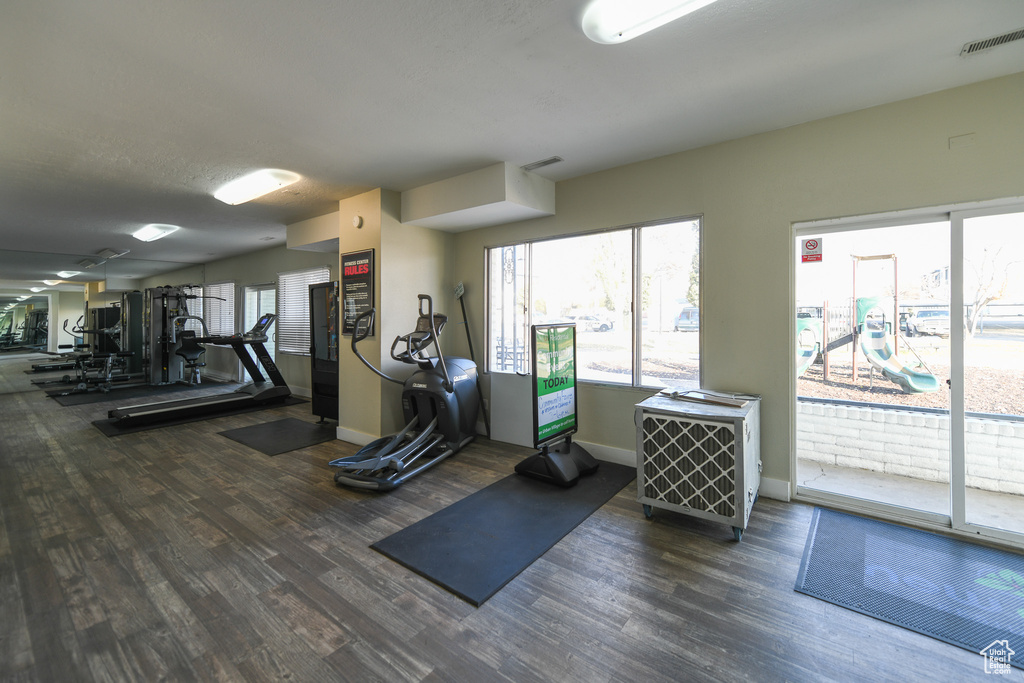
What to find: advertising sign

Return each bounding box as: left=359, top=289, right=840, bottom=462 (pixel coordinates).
left=341, top=249, right=374, bottom=335
left=532, top=323, right=578, bottom=447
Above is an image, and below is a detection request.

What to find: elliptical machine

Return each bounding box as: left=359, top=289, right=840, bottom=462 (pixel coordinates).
left=331, top=294, right=480, bottom=491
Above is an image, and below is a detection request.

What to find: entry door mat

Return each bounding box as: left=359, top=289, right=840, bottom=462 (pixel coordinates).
left=46, top=381, right=218, bottom=406
left=218, top=417, right=336, bottom=456
left=795, top=507, right=1024, bottom=668
left=371, top=462, right=635, bottom=606
left=91, top=396, right=306, bottom=436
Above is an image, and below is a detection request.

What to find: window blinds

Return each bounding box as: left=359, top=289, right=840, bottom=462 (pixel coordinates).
left=202, top=282, right=235, bottom=336
left=277, top=267, right=330, bottom=355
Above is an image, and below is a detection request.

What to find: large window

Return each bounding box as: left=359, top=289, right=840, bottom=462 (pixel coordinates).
left=202, top=282, right=235, bottom=336
left=277, top=266, right=330, bottom=355
left=486, top=217, right=701, bottom=389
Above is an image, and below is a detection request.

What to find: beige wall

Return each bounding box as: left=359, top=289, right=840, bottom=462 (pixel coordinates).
left=335, top=189, right=453, bottom=439
left=450, top=71, right=1024, bottom=490
left=379, top=190, right=453, bottom=433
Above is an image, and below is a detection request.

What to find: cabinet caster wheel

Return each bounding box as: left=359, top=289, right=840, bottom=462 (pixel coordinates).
left=732, top=527, right=743, bottom=542
left=643, top=504, right=654, bottom=519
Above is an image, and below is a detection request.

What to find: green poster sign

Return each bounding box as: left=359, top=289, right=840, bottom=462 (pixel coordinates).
left=533, top=324, right=577, bottom=445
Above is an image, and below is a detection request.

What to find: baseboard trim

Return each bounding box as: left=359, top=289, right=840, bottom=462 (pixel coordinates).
left=758, top=477, right=790, bottom=501
left=575, top=440, right=635, bottom=467
left=336, top=426, right=375, bottom=447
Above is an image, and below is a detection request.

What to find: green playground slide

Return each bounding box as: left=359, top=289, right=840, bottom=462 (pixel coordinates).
left=796, top=317, right=822, bottom=377
left=855, top=297, right=941, bottom=394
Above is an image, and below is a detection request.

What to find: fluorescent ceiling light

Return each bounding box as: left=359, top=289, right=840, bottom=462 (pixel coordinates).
left=214, top=169, right=301, bottom=205
left=582, top=0, right=719, bottom=44
left=56, top=271, right=81, bottom=278
left=42, top=280, right=60, bottom=286
left=30, top=287, right=44, bottom=292
left=17, top=296, right=29, bottom=301
left=133, top=223, right=180, bottom=242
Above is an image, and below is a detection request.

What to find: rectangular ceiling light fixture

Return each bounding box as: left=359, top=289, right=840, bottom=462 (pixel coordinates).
left=133, top=224, right=180, bottom=242
left=582, top=0, right=719, bottom=44
left=42, top=280, right=60, bottom=286
left=30, top=287, right=44, bottom=292
left=214, top=169, right=301, bottom=205
left=56, top=271, right=81, bottom=278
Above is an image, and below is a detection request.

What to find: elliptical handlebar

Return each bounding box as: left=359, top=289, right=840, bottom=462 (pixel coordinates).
left=350, top=296, right=454, bottom=393
left=351, top=309, right=403, bottom=385
left=415, top=295, right=452, bottom=393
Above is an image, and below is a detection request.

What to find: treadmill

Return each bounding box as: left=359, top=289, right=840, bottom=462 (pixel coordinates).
left=106, top=313, right=289, bottom=427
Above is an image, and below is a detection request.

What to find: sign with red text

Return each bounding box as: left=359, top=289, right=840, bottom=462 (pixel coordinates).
left=341, top=249, right=374, bottom=335
left=802, top=238, right=822, bottom=263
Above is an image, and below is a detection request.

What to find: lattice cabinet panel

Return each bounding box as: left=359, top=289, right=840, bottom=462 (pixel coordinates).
left=635, top=394, right=761, bottom=541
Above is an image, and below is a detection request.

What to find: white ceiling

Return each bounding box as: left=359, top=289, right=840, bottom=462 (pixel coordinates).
left=2, top=0, right=1024, bottom=308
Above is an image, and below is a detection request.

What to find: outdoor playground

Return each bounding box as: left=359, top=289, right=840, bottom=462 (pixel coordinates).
left=796, top=227, right=1024, bottom=418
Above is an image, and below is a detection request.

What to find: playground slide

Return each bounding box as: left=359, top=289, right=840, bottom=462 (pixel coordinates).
left=796, top=318, right=822, bottom=377
left=856, top=297, right=941, bottom=394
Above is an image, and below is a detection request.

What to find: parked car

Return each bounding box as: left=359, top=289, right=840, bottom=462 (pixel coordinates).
left=675, top=307, right=699, bottom=331
left=570, top=314, right=614, bottom=332
left=906, top=309, right=950, bottom=337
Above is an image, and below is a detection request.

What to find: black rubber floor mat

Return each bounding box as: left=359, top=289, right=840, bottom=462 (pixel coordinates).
left=218, top=417, right=336, bottom=455
left=372, top=462, right=635, bottom=606
left=796, top=507, right=1024, bottom=669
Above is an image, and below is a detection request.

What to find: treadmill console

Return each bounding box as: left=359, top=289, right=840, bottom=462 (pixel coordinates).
left=243, top=313, right=276, bottom=342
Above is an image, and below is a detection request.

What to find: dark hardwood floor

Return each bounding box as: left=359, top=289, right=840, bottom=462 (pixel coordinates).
left=0, top=353, right=990, bottom=682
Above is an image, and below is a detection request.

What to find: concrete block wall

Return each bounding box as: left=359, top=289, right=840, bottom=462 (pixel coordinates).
left=797, top=401, right=1024, bottom=495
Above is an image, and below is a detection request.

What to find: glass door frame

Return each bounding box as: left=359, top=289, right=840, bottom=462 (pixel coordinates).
left=792, top=196, right=1024, bottom=550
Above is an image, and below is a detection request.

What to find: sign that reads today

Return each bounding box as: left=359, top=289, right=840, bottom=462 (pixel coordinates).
left=532, top=324, right=578, bottom=447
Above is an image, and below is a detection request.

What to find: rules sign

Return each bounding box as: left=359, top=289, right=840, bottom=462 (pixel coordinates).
left=341, top=249, right=374, bottom=335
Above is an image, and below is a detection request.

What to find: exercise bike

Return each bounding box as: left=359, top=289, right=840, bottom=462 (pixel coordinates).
left=330, top=294, right=480, bottom=491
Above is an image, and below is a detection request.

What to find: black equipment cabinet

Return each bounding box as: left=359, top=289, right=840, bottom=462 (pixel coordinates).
left=309, top=281, right=339, bottom=422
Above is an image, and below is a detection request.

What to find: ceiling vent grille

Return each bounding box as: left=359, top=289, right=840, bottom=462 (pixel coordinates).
left=521, top=156, right=563, bottom=172
left=960, top=27, right=1024, bottom=56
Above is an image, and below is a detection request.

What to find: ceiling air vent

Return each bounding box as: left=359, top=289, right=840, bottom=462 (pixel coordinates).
left=960, top=27, right=1024, bottom=56
left=521, top=156, right=563, bottom=172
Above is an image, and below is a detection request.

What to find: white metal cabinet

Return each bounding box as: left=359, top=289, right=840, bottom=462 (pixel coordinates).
left=635, top=394, right=761, bottom=541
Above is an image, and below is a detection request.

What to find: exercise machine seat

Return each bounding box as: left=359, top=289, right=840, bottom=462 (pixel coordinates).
left=175, top=331, right=206, bottom=384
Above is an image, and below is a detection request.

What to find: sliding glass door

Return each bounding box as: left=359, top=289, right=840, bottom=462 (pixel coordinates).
left=796, top=202, right=1024, bottom=547
left=961, top=210, right=1024, bottom=539
left=795, top=219, right=951, bottom=522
